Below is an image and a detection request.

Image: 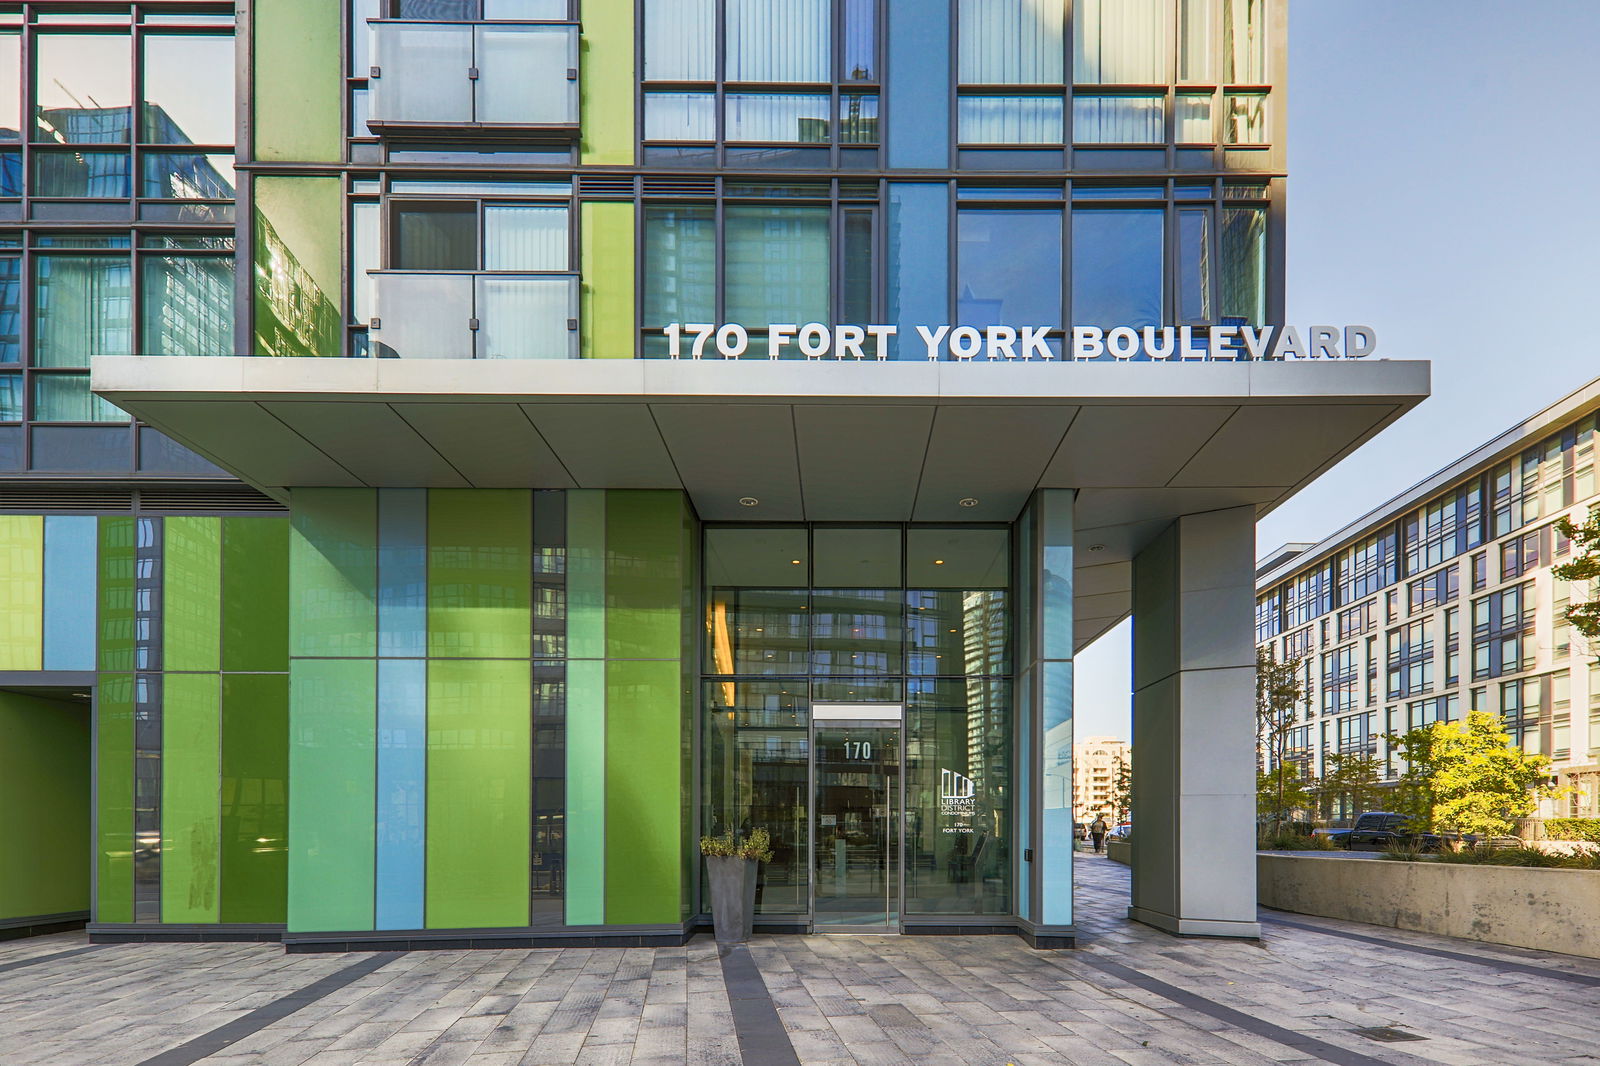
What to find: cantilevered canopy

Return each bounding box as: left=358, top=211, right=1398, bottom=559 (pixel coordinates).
left=92, top=356, right=1429, bottom=652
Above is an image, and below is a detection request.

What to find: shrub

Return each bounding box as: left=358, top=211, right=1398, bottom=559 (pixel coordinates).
left=699, top=828, right=774, bottom=863
left=1544, top=818, right=1600, bottom=843
left=1258, top=831, right=1336, bottom=851
left=1382, top=842, right=1600, bottom=869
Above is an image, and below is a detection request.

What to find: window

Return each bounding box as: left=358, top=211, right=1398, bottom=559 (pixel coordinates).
left=1444, top=606, right=1460, bottom=686
left=1282, top=563, right=1332, bottom=629
left=1499, top=528, right=1540, bottom=581
left=642, top=0, right=878, bottom=155
left=1342, top=529, right=1397, bottom=602
left=1471, top=551, right=1487, bottom=591
left=1073, top=94, right=1163, bottom=144
left=958, top=0, right=1065, bottom=145
left=389, top=198, right=570, bottom=272
left=1074, top=0, right=1167, bottom=83
left=384, top=0, right=572, bottom=17
left=141, top=250, right=235, bottom=357
left=32, top=372, right=127, bottom=422
left=1499, top=675, right=1547, bottom=755
left=1282, top=626, right=1310, bottom=662
left=1071, top=207, right=1162, bottom=329
left=1386, top=618, right=1433, bottom=700
left=1407, top=564, right=1458, bottom=614
left=1471, top=582, right=1534, bottom=681
left=1336, top=712, right=1374, bottom=754
left=1322, top=646, right=1357, bottom=717
left=1255, top=589, right=1282, bottom=643
left=956, top=206, right=1062, bottom=330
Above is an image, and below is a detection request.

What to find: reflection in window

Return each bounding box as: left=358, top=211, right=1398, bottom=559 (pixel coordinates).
left=36, top=34, right=132, bottom=143
left=1225, top=91, right=1268, bottom=143
left=33, top=372, right=128, bottom=422
left=33, top=150, right=131, bottom=197
left=644, top=92, right=715, bottom=141
left=1074, top=0, right=1167, bottom=84
left=724, top=205, right=830, bottom=326
left=0, top=31, right=18, bottom=141
left=1176, top=92, right=1213, bottom=142
left=1177, top=0, right=1215, bottom=82
left=705, top=589, right=810, bottom=675
left=1177, top=207, right=1211, bottom=323
left=958, top=0, right=1063, bottom=84
left=956, top=208, right=1062, bottom=328
left=1225, top=0, right=1268, bottom=82
left=141, top=255, right=234, bottom=356
left=725, top=93, right=832, bottom=144
left=35, top=255, right=133, bottom=365
left=483, top=204, right=569, bottom=270
left=838, top=94, right=879, bottom=144
left=141, top=35, right=234, bottom=144
left=0, top=255, right=17, bottom=361
left=726, top=0, right=829, bottom=82
left=1072, top=208, right=1163, bottom=329
left=141, top=153, right=235, bottom=200
left=394, top=202, right=477, bottom=270
left=811, top=589, right=903, bottom=676
left=0, top=371, right=18, bottom=419
left=642, top=205, right=716, bottom=328
left=958, top=96, right=1064, bottom=145
left=1073, top=94, right=1163, bottom=143
left=1221, top=206, right=1266, bottom=324
left=907, top=590, right=1008, bottom=675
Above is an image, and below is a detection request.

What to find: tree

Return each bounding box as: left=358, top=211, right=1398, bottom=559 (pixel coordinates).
left=1256, top=646, right=1307, bottom=836
left=1388, top=712, right=1557, bottom=838
left=1109, top=754, right=1132, bottom=824
left=1553, top=510, right=1600, bottom=661
left=1315, top=752, right=1383, bottom=824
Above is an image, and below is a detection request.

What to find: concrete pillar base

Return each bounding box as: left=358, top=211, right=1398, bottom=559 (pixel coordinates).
left=1127, top=906, right=1260, bottom=939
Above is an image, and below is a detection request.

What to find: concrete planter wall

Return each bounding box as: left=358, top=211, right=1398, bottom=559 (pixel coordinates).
left=1259, top=853, right=1600, bottom=960
left=1106, top=839, right=1131, bottom=866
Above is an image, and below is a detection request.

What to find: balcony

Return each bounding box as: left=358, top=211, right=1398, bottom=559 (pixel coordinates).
left=370, top=272, right=578, bottom=359
left=367, top=21, right=579, bottom=139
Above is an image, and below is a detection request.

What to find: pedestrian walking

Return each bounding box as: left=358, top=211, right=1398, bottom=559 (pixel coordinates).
left=1089, top=814, right=1108, bottom=853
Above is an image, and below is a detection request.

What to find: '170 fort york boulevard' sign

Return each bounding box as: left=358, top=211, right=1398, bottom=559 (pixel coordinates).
left=663, top=322, right=1378, bottom=363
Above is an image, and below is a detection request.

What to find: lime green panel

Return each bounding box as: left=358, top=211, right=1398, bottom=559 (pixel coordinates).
left=605, top=491, right=685, bottom=660
left=0, top=692, right=89, bottom=922
left=0, top=515, right=43, bottom=670
left=223, top=517, right=290, bottom=672
left=98, top=517, right=136, bottom=673
left=254, top=176, right=343, bottom=358
left=252, top=0, right=341, bottom=162
left=220, top=674, right=289, bottom=924
left=427, top=490, right=531, bottom=659
left=581, top=202, right=636, bottom=359
left=564, top=658, right=604, bottom=925
left=163, top=516, right=221, bottom=673
left=287, top=659, right=376, bottom=932
left=95, top=674, right=135, bottom=923
left=580, top=0, right=635, bottom=166
left=604, top=659, right=682, bottom=924
left=679, top=503, right=698, bottom=921
left=290, top=489, right=377, bottom=658
left=161, top=673, right=221, bottom=924
left=426, top=659, right=531, bottom=929
left=567, top=490, right=605, bottom=660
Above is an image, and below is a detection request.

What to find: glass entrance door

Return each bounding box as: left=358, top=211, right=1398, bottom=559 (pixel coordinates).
left=811, top=721, right=901, bottom=932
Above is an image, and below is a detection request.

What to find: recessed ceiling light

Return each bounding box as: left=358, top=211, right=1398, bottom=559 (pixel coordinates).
left=934, top=559, right=945, bottom=565
left=791, top=559, right=801, bottom=565
left=738, top=496, right=759, bottom=506
left=958, top=497, right=979, bottom=507
left=1088, top=543, right=1106, bottom=552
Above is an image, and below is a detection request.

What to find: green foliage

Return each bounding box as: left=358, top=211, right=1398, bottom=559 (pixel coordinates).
left=699, top=827, right=774, bottom=863
left=1553, top=511, right=1600, bottom=656
left=1315, top=752, right=1384, bottom=820
left=1256, top=646, right=1308, bottom=835
left=1110, top=754, right=1133, bottom=824
left=1544, top=817, right=1600, bottom=842
left=1258, top=830, right=1336, bottom=851
left=1258, top=762, right=1313, bottom=825
left=1387, top=712, right=1557, bottom=838
left=1383, top=843, right=1600, bottom=870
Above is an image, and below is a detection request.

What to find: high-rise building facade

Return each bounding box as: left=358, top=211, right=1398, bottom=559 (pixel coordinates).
left=0, top=0, right=1430, bottom=950
left=1072, top=736, right=1129, bottom=820
left=1256, top=376, right=1600, bottom=824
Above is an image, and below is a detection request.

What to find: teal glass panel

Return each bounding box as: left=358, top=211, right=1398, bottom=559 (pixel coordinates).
left=564, top=658, right=604, bottom=924
left=289, top=489, right=377, bottom=658
left=35, top=255, right=132, bottom=365
left=32, top=374, right=128, bottom=422
left=641, top=206, right=714, bottom=329
left=142, top=255, right=234, bottom=355
left=724, top=206, right=830, bottom=327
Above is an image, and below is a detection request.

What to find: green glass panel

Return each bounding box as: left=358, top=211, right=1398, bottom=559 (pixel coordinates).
left=163, top=516, right=221, bottom=673
left=95, top=674, right=135, bottom=923
left=426, top=658, right=531, bottom=929
left=566, top=490, right=605, bottom=660
left=161, top=673, right=221, bottom=924
left=604, top=659, right=683, bottom=925
left=580, top=0, right=635, bottom=166
left=605, top=491, right=683, bottom=660
left=223, top=517, right=289, bottom=672
left=0, top=692, right=89, bottom=922
left=289, top=489, right=377, bottom=658
left=564, top=658, right=604, bottom=925
left=581, top=202, right=635, bottom=359
left=253, top=176, right=342, bottom=357
left=427, top=490, right=531, bottom=659
left=220, top=673, right=289, bottom=924
left=98, top=518, right=136, bottom=672
left=252, top=0, right=341, bottom=162
left=287, top=659, right=376, bottom=932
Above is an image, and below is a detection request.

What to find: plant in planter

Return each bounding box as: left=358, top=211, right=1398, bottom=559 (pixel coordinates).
left=700, top=828, right=773, bottom=946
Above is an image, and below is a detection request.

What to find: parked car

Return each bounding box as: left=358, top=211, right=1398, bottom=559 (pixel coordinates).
left=1311, top=826, right=1353, bottom=846
left=1108, top=823, right=1132, bottom=840
left=1344, top=811, right=1429, bottom=851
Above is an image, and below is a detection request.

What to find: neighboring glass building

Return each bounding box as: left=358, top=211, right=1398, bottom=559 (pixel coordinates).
left=0, top=0, right=1428, bottom=951
left=1256, top=375, right=1600, bottom=824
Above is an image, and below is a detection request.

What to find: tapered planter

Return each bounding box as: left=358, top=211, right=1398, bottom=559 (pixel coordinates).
left=706, top=855, right=758, bottom=945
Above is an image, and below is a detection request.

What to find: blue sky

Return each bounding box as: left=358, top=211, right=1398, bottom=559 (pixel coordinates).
left=1072, top=1, right=1600, bottom=742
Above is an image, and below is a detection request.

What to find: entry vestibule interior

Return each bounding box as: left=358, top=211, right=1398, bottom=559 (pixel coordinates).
left=0, top=687, right=91, bottom=938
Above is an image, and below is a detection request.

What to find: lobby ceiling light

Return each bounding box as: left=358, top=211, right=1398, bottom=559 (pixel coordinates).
left=738, top=496, right=759, bottom=506
left=958, top=497, right=979, bottom=507
left=1088, top=543, right=1106, bottom=552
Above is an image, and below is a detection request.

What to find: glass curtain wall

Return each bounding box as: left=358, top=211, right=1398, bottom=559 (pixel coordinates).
left=957, top=0, right=1065, bottom=145
left=702, top=525, right=1012, bottom=919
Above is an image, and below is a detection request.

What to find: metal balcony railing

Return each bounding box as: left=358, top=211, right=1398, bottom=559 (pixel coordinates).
left=367, top=21, right=579, bottom=137
left=369, top=272, right=579, bottom=359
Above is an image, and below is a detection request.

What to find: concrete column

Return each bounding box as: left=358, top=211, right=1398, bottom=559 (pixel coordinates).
left=1129, top=507, right=1260, bottom=938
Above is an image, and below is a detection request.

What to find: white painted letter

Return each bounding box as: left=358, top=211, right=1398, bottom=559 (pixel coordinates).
left=1142, top=326, right=1176, bottom=360
left=1269, top=325, right=1305, bottom=360
left=798, top=322, right=831, bottom=359
left=1107, top=326, right=1140, bottom=360
left=1208, top=325, right=1239, bottom=361
left=1072, top=326, right=1104, bottom=361
left=665, top=323, right=683, bottom=359
left=985, top=325, right=1018, bottom=360
left=1309, top=326, right=1341, bottom=359
left=768, top=323, right=797, bottom=360
left=1179, top=325, right=1206, bottom=359
left=1238, top=325, right=1271, bottom=361
left=686, top=323, right=716, bottom=359
left=949, top=326, right=983, bottom=360
left=835, top=325, right=867, bottom=360
left=716, top=324, right=749, bottom=359
left=1020, top=326, right=1053, bottom=360
left=866, top=324, right=897, bottom=361
left=1345, top=325, right=1378, bottom=358
left=916, top=325, right=950, bottom=361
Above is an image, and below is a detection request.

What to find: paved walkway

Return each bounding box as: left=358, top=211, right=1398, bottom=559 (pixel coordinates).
left=3, top=855, right=1598, bottom=1065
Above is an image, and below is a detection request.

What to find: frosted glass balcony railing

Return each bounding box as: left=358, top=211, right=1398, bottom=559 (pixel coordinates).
left=370, top=273, right=579, bottom=359
left=367, top=22, right=579, bottom=135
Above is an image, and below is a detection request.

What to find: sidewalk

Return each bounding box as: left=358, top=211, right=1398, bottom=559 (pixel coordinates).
left=2, top=854, right=1597, bottom=1065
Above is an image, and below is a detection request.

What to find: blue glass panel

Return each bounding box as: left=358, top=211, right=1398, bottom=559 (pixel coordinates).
left=1071, top=208, right=1163, bottom=330
left=886, top=182, right=947, bottom=360
left=378, top=488, right=426, bottom=657
left=956, top=208, right=1061, bottom=329
left=885, top=0, right=948, bottom=168
left=33, top=151, right=131, bottom=197
left=141, top=153, right=235, bottom=200
left=375, top=658, right=425, bottom=930
left=43, top=515, right=97, bottom=670
left=958, top=96, right=1064, bottom=145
